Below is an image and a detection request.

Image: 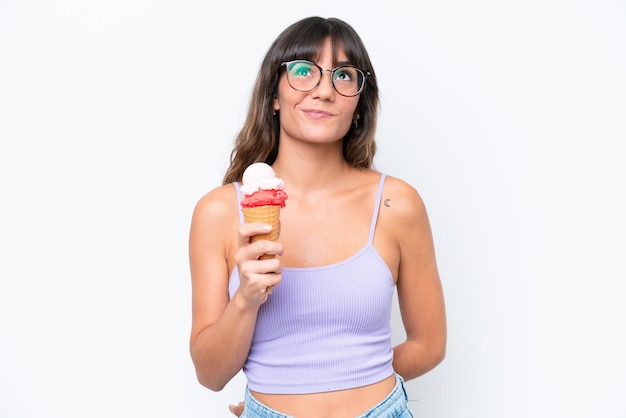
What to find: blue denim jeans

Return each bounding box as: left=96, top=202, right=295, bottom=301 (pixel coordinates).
left=240, top=374, right=414, bottom=418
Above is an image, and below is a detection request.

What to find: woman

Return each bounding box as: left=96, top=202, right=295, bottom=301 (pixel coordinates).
left=189, top=16, right=446, bottom=417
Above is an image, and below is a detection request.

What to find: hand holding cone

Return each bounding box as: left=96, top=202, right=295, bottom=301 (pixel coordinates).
left=240, top=163, right=288, bottom=293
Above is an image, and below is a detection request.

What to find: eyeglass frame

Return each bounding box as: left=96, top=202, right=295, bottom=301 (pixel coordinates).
left=280, top=59, right=371, bottom=97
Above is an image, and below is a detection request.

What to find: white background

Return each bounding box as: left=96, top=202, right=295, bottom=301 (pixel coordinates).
left=1, top=1, right=625, bottom=417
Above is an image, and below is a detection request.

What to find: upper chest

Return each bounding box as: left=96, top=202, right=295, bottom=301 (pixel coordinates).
left=277, top=183, right=381, bottom=268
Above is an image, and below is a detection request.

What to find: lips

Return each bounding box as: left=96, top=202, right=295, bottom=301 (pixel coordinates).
left=302, top=109, right=334, bottom=119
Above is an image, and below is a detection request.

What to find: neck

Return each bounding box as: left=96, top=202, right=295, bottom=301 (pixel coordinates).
left=272, top=141, right=351, bottom=193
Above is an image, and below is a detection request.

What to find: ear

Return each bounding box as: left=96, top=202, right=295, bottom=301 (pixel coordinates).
left=273, top=95, right=279, bottom=112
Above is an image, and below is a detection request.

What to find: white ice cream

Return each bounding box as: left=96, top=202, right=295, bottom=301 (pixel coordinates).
left=240, top=162, right=285, bottom=196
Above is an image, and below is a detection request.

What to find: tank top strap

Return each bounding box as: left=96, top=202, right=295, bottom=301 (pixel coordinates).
left=368, top=173, right=387, bottom=244
left=233, top=182, right=244, bottom=225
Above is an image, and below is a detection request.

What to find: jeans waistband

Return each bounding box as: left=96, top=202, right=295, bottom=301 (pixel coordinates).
left=242, top=374, right=410, bottom=418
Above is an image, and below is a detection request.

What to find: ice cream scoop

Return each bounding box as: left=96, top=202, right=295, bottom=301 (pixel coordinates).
left=240, top=162, right=286, bottom=197
left=241, top=163, right=288, bottom=209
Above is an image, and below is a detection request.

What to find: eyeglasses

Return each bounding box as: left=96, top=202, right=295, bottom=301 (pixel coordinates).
left=281, top=60, right=369, bottom=97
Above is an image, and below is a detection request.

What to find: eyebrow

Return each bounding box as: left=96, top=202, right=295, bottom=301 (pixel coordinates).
left=307, top=59, right=353, bottom=68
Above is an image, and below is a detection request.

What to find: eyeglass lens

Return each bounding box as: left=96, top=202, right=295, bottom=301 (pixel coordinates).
left=284, top=60, right=365, bottom=97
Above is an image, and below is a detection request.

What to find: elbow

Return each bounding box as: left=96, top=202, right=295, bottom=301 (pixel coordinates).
left=433, top=343, right=446, bottom=367
left=190, top=342, right=230, bottom=391
left=418, top=343, right=446, bottom=375
left=190, top=353, right=229, bottom=392
left=394, top=338, right=447, bottom=380
left=429, top=333, right=447, bottom=368
left=195, top=369, right=228, bottom=392
left=198, top=378, right=227, bottom=392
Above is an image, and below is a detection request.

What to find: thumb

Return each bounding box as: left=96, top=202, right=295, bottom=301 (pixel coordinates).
left=228, top=401, right=245, bottom=416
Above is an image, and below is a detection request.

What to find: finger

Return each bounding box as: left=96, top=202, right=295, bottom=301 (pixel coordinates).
left=238, top=223, right=273, bottom=246
left=262, top=271, right=282, bottom=296
left=252, top=239, right=284, bottom=260
left=240, top=271, right=282, bottom=301
left=228, top=401, right=245, bottom=416
left=235, top=242, right=284, bottom=270
left=239, top=269, right=282, bottom=290
left=261, top=271, right=282, bottom=288
left=237, top=256, right=283, bottom=281
left=234, top=270, right=282, bottom=306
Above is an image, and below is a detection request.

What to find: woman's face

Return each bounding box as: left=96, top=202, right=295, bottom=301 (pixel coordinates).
left=273, top=39, right=360, bottom=147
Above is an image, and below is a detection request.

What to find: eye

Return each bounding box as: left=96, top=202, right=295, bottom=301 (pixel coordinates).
left=333, top=67, right=355, bottom=82
left=288, top=61, right=315, bottom=78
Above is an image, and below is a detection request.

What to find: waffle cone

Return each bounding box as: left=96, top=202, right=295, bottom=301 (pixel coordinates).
left=243, top=205, right=281, bottom=260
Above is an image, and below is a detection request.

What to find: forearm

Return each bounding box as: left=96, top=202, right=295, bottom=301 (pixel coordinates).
left=392, top=339, right=446, bottom=381
left=190, top=292, right=259, bottom=391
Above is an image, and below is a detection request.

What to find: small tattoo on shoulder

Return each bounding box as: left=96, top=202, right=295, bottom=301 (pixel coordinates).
left=383, top=198, right=391, bottom=207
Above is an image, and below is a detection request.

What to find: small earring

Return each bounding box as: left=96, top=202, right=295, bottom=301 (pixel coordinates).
left=353, top=113, right=360, bottom=128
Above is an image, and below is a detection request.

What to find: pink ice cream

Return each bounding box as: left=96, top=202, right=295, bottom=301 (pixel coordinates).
left=240, top=163, right=288, bottom=208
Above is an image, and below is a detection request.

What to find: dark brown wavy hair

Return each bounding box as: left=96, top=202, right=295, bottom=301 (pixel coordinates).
left=222, top=16, right=379, bottom=184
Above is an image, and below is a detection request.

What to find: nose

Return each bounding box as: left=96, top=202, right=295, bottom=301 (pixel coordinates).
left=312, top=69, right=335, bottom=100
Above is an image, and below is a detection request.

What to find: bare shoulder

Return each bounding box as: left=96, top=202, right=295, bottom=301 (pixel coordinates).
left=380, top=175, right=428, bottom=225
left=189, top=183, right=240, bottom=256
left=378, top=174, right=435, bottom=256
left=192, top=183, right=239, bottom=222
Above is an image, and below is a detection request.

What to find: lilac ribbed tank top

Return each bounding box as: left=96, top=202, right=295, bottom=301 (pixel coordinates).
left=229, top=174, right=394, bottom=394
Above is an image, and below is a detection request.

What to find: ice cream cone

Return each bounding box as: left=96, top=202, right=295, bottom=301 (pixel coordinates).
left=243, top=205, right=280, bottom=259
left=240, top=162, right=287, bottom=295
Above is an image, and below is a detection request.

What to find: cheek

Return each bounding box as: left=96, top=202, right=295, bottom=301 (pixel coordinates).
left=274, top=76, right=293, bottom=110
left=343, top=99, right=360, bottom=121
left=339, top=114, right=355, bottom=133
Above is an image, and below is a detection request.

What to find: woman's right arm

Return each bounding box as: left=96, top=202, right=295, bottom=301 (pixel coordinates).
left=188, top=185, right=283, bottom=391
